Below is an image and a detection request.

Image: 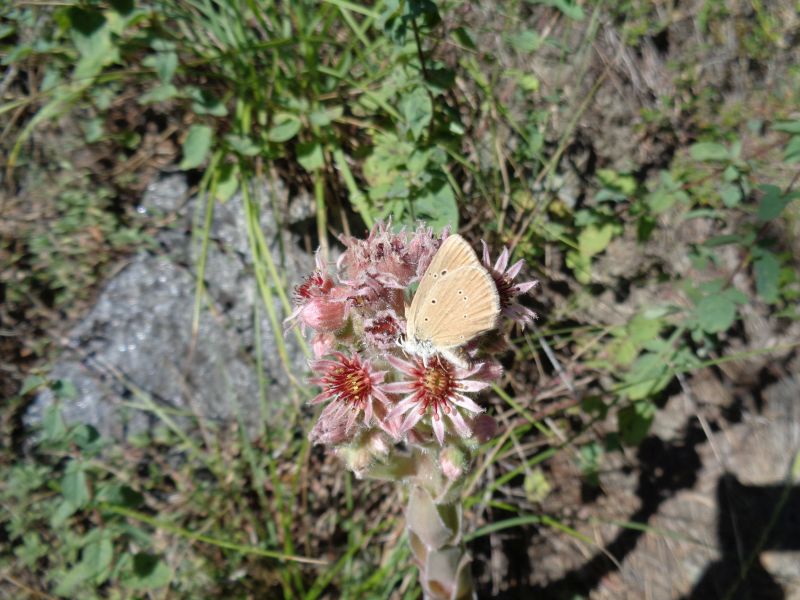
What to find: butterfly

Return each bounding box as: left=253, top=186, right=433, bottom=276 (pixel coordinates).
left=401, top=234, right=500, bottom=367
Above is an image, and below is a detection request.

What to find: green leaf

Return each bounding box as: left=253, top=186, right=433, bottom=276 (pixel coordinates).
left=68, top=8, right=119, bottom=80
left=597, top=169, right=637, bottom=196
left=617, top=401, right=656, bottom=446
left=71, top=424, right=102, bottom=452
left=297, top=141, right=325, bottom=172
left=772, top=120, right=800, bottom=134
left=624, top=353, right=671, bottom=400
left=692, top=289, right=746, bottom=333
left=505, top=69, right=539, bottom=92
left=754, top=249, right=780, bottom=303
left=14, top=533, right=48, bottom=567
left=97, top=484, right=144, bottom=508
left=20, top=375, right=46, bottom=395
left=526, top=0, right=584, bottom=20
left=51, top=498, right=78, bottom=527
left=400, top=87, right=432, bottom=140
left=225, top=134, right=260, bottom=157
left=214, top=163, right=239, bottom=203
left=578, top=223, right=615, bottom=258
left=143, top=52, right=177, bottom=83
left=267, top=114, right=301, bottom=142
left=411, top=175, right=458, bottom=232
left=54, top=563, right=92, bottom=596
left=81, top=535, right=114, bottom=581
left=719, top=183, right=741, bottom=207
left=756, top=184, right=799, bottom=221
left=451, top=27, right=477, bottom=50
left=723, top=164, right=739, bottom=182
left=52, top=379, right=77, bottom=399
left=689, top=142, right=729, bottom=162
left=189, top=88, right=228, bottom=117
left=309, top=105, right=343, bottom=127
left=42, top=404, right=67, bottom=444
left=505, top=30, right=542, bottom=52
left=783, top=135, right=800, bottom=163
left=139, top=83, right=179, bottom=104
left=124, top=553, right=171, bottom=590
left=565, top=250, right=591, bottom=285
left=61, top=460, right=90, bottom=508
left=703, top=233, right=747, bottom=247
left=179, top=125, right=213, bottom=170
left=83, top=117, right=104, bottom=143
left=54, top=535, right=114, bottom=595
left=627, top=314, right=662, bottom=345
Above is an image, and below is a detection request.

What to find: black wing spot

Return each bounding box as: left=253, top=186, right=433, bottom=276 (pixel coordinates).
left=463, top=314, right=467, bottom=319
left=424, top=317, right=429, bottom=322
left=430, top=299, right=436, bottom=304
left=432, top=273, right=438, bottom=279
left=457, top=290, right=463, bottom=295
left=441, top=269, right=447, bottom=275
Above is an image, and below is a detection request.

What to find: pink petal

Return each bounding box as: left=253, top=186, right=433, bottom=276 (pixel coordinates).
left=505, top=304, right=537, bottom=324
left=310, top=391, right=332, bottom=405
left=451, top=393, right=484, bottom=414
left=314, top=249, right=327, bottom=272
left=364, top=397, right=374, bottom=424
left=383, top=381, right=417, bottom=394
left=345, top=407, right=360, bottom=432
left=448, top=410, right=472, bottom=438
left=506, top=259, right=525, bottom=279
left=457, top=379, right=491, bottom=393
left=474, top=360, right=504, bottom=381
left=387, top=354, right=418, bottom=376
left=432, top=415, right=446, bottom=445
left=400, top=406, right=425, bottom=434
left=371, top=387, right=393, bottom=405
left=481, top=240, right=491, bottom=266
left=378, top=414, right=400, bottom=439
left=455, top=363, right=482, bottom=379
left=387, top=395, right=418, bottom=421
left=513, top=280, right=539, bottom=295
left=319, top=400, right=342, bottom=420
left=310, top=358, right=341, bottom=371
left=494, top=247, right=510, bottom=273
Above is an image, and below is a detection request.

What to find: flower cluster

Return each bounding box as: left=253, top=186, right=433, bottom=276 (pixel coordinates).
left=289, top=222, right=537, bottom=458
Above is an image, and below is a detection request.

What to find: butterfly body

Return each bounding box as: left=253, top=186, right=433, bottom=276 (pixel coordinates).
left=402, top=234, right=500, bottom=367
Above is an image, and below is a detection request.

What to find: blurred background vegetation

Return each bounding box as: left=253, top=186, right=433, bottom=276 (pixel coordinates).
left=1, top=0, right=799, bottom=598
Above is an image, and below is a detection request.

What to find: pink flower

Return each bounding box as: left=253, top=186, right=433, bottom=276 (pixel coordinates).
left=481, top=241, right=538, bottom=327
left=363, top=309, right=405, bottom=350
left=288, top=252, right=350, bottom=333
left=337, top=221, right=442, bottom=301
left=296, top=291, right=349, bottom=331
left=384, top=355, right=492, bottom=445
left=308, top=353, right=394, bottom=445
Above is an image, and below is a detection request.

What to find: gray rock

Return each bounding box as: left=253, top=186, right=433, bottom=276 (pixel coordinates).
left=28, top=174, right=314, bottom=441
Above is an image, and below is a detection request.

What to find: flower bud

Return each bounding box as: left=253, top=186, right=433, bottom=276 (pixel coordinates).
left=299, top=297, right=347, bottom=332
left=439, top=445, right=468, bottom=481
left=311, top=333, right=335, bottom=358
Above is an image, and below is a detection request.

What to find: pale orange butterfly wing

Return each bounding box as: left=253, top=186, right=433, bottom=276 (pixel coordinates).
left=407, top=234, right=482, bottom=340
left=411, top=265, right=500, bottom=349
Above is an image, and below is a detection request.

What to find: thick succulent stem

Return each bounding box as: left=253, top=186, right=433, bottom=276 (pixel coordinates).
left=404, top=449, right=475, bottom=600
